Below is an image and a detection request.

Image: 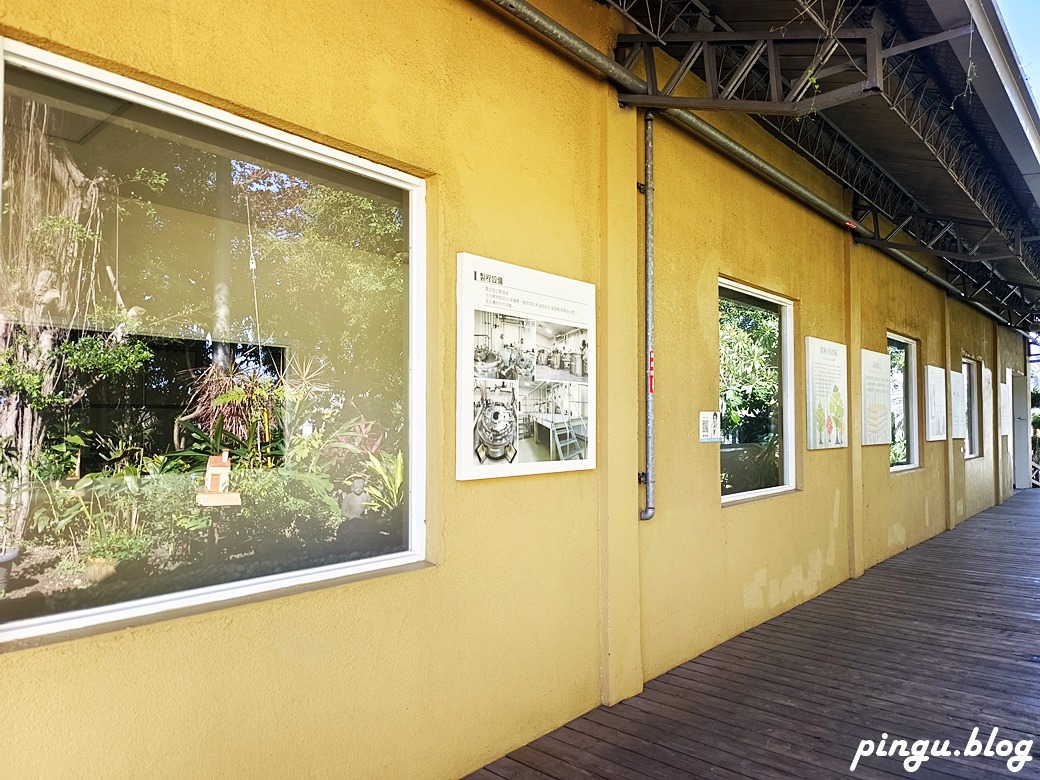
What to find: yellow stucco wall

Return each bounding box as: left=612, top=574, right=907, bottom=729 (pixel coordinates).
left=949, top=299, right=999, bottom=520
left=856, top=248, right=949, bottom=567
left=638, top=114, right=853, bottom=678
left=0, top=1, right=1028, bottom=778
left=0, top=1, right=631, bottom=778
left=996, top=324, right=1028, bottom=501
left=629, top=19, right=1021, bottom=678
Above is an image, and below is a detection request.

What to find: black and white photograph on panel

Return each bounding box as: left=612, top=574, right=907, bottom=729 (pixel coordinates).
left=516, top=381, right=589, bottom=463
left=473, top=310, right=536, bottom=380
left=472, top=379, right=520, bottom=465
left=533, top=321, right=589, bottom=384
left=456, top=252, right=596, bottom=480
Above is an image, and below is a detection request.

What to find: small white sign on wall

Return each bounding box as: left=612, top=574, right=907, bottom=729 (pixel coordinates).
left=806, top=337, right=849, bottom=450
left=925, top=364, right=947, bottom=441
left=1000, top=382, right=1012, bottom=437
left=982, top=367, right=993, bottom=441
left=861, top=348, right=891, bottom=446
left=950, top=369, right=966, bottom=440
left=699, top=411, right=722, bottom=443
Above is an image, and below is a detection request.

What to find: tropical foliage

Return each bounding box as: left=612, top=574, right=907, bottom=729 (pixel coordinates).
left=0, top=69, right=409, bottom=612
left=719, top=295, right=781, bottom=494
left=889, top=342, right=909, bottom=466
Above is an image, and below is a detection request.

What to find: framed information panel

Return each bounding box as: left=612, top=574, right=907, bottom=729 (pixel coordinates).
left=456, top=253, right=596, bottom=480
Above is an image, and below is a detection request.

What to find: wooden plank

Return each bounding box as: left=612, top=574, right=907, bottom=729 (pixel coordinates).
left=507, top=745, right=604, bottom=779
left=584, top=704, right=919, bottom=780
left=531, top=732, right=661, bottom=780
left=467, top=769, right=512, bottom=780
left=548, top=726, right=739, bottom=780
left=642, top=675, right=976, bottom=757
left=621, top=688, right=984, bottom=780
left=683, top=640, right=1038, bottom=737
left=739, top=622, right=1040, bottom=696
left=562, top=717, right=784, bottom=780
left=478, top=756, right=557, bottom=780
left=694, top=644, right=1040, bottom=721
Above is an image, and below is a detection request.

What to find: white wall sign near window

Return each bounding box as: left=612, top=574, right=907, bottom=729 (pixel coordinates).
left=950, top=369, right=967, bottom=440
left=699, top=411, right=722, bottom=443
left=861, top=348, right=892, bottom=446
left=925, top=365, right=948, bottom=441
left=982, top=365, right=994, bottom=436
left=1000, top=381, right=1013, bottom=436
left=806, top=337, right=849, bottom=450
left=456, top=253, right=596, bottom=480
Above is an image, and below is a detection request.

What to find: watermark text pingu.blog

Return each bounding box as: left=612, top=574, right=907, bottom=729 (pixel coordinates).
left=850, top=727, right=1033, bottom=773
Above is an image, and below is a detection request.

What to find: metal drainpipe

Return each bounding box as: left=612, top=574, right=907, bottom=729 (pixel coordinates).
left=481, top=0, right=1017, bottom=329
left=641, top=111, right=656, bottom=521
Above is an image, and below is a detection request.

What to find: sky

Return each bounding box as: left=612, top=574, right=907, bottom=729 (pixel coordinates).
left=995, top=0, right=1040, bottom=105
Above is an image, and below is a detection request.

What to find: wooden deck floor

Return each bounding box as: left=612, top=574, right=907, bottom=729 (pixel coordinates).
left=467, top=491, right=1040, bottom=779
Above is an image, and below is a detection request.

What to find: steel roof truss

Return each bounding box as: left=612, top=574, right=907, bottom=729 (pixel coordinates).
left=605, top=1, right=1039, bottom=325
left=617, top=29, right=883, bottom=116
left=853, top=206, right=1018, bottom=263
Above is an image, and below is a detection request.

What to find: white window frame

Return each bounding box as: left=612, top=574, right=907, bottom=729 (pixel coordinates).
left=719, top=278, right=795, bottom=504
left=962, top=357, right=981, bottom=459
left=0, top=39, right=427, bottom=645
left=887, top=332, right=919, bottom=472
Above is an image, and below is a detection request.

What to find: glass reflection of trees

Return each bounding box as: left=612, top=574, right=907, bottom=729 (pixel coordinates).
left=719, top=291, right=782, bottom=496
left=0, top=66, right=410, bottom=619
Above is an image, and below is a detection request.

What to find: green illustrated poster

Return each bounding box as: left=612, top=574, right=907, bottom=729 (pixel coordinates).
left=806, top=336, right=849, bottom=450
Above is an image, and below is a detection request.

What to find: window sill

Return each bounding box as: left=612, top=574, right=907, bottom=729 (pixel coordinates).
left=890, top=464, right=922, bottom=474
left=722, top=485, right=799, bottom=507
left=965, top=454, right=984, bottom=461
left=0, top=553, right=432, bottom=654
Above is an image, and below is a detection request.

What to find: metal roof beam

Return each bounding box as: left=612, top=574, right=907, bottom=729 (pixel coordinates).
left=813, top=23, right=973, bottom=80
left=853, top=238, right=1015, bottom=263
left=618, top=28, right=879, bottom=43
left=617, top=30, right=884, bottom=115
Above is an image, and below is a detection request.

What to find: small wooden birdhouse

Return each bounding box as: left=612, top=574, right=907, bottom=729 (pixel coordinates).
left=206, top=450, right=232, bottom=493
left=196, top=449, right=241, bottom=507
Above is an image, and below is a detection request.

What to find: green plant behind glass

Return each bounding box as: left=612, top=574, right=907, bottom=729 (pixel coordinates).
left=889, top=343, right=909, bottom=466
left=719, top=299, right=780, bottom=442
left=362, top=450, right=405, bottom=516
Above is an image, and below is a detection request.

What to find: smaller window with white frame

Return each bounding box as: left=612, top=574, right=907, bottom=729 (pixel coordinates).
left=719, top=280, right=795, bottom=500
left=888, top=333, right=918, bottom=469
left=962, top=357, right=981, bottom=458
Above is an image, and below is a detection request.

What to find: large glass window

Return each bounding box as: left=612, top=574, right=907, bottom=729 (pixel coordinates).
left=719, top=282, right=792, bottom=497
left=0, top=46, right=424, bottom=637
left=888, top=334, right=917, bottom=468
left=963, top=358, right=980, bottom=458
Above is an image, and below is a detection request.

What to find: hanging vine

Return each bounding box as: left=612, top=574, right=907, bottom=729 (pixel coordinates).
left=0, top=94, right=163, bottom=545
